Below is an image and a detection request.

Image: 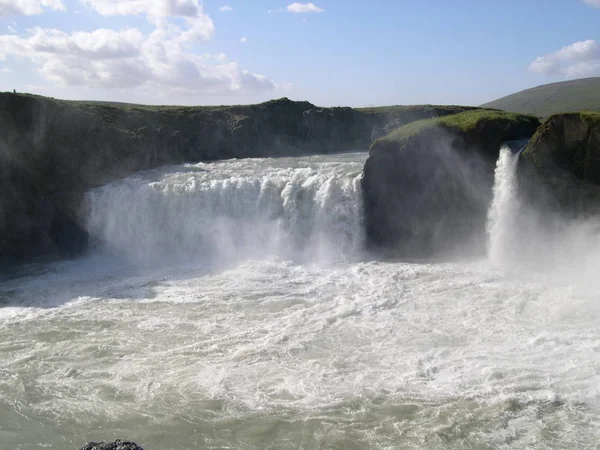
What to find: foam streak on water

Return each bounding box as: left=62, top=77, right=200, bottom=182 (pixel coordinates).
left=1, top=152, right=600, bottom=449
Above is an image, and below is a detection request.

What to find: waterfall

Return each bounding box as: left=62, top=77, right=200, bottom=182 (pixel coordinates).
left=84, top=154, right=366, bottom=266
left=486, top=143, right=524, bottom=265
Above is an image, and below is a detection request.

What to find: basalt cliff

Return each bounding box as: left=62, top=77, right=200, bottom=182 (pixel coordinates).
left=362, top=110, right=540, bottom=256
left=0, top=93, right=474, bottom=260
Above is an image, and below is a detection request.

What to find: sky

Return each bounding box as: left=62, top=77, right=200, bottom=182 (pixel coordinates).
left=1, top=0, right=600, bottom=107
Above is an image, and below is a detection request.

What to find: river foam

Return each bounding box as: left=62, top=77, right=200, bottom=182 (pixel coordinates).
left=1, top=151, right=600, bottom=449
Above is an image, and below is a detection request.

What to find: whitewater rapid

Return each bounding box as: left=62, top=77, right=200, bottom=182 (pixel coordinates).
left=2, top=151, right=600, bottom=449
left=85, top=154, right=365, bottom=266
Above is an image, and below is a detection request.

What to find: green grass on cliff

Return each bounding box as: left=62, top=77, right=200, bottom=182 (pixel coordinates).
left=356, top=104, right=478, bottom=117
left=522, top=111, right=600, bottom=167
left=526, top=111, right=600, bottom=147
left=10, top=93, right=299, bottom=115
left=577, top=111, right=600, bottom=124
left=10, top=92, right=478, bottom=119
left=374, top=109, right=533, bottom=146
left=481, top=77, right=600, bottom=117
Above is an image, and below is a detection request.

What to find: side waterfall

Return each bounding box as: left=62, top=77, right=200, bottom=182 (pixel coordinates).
left=486, top=143, right=525, bottom=265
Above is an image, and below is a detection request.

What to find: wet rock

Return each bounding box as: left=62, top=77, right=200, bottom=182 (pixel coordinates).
left=362, top=110, right=539, bottom=257
left=0, top=93, right=475, bottom=261
left=79, top=439, right=144, bottom=450
left=519, top=112, right=600, bottom=216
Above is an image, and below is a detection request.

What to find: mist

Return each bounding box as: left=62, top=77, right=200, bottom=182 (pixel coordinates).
left=84, top=153, right=366, bottom=269
left=4, top=145, right=600, bottom=449
left=488, top=145, right=600, bottom=285
left=363, top=125, right=506, bottom=260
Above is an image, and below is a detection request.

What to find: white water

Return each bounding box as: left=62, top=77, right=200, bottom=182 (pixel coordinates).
left=487, top=145, right=523, bottom=265
left=85, top=154, right=364, bottom=266
left=487, top=145, right=600, bottom=277
left=2, top=151, right=600, bottom=449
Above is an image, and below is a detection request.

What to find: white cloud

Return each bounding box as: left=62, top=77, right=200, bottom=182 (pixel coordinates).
left=0, top=0, right=65, bottom=16
left=79, top=0, right=215, bottom=41
left=583, top=0, right=600, bottom=7
left=286, top=2, right=324, bottom=13
left=0, top=26, right=276, bottom=94
left=240, top=36, right=247, bottom=44
left=80, top=0, right=198, bottom=17
left=529, top=40, right=600, bottom=77
left=1, top=67, right=11, bottom=72
left=219, top=5, right=232, bottom=12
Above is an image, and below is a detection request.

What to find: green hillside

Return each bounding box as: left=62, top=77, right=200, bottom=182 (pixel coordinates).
left=481, top=77, right=600, bottom=117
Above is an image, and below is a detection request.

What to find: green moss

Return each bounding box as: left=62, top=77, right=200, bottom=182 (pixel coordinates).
left=523, top=111, right=600, bottom=170
left=356, top=104, right=478, bottom=117
left=374, top=109, right=535, bottom=147
left=577, top=111, right=600, bottom=124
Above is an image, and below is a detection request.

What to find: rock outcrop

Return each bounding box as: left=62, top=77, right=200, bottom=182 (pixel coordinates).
left=362, top=110, right=540, bottom=257
left=79, top=440, right=144, bottom=450
left=0, top=93, right=474, bottom=261
left=519, top=112, right=600, bottom=215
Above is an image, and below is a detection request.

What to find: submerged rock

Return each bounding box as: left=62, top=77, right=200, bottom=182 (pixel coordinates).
left=362, top=110, right=539, bottom=257
left=79, top=440, right=144, bottom=450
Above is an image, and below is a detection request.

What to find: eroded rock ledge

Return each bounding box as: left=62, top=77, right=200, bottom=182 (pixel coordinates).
left=519, top=112, right=600, bottom=216
left=362, top=110, right=540, bottom=257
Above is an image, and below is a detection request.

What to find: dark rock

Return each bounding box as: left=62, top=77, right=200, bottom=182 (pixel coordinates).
left=519, top=112, right=600, bottom=216
left=79, top=440, right=144, bottom=450
left=362, top=110, right=540, bottom=257
left=0, top=93, right=476, bottom=261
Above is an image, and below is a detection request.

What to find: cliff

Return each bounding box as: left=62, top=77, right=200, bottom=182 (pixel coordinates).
left=519, top=112, right=600, bottom=215
left=362, top=110, right=540, bottom=257
left=0, top=93, right=474, bottom=260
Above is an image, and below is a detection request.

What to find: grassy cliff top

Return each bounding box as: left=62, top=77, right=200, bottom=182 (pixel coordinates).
left=575, top=111, right=600, bottom=124
left=526, top=111, right=600, bottom=144
left=523, top=111, right=600, bottom=161
left=481, top=77, right=600, bottom=117
left=373, top=109, right=537, bottom=147
left=356, top=104, right=479, bottom=116
left=2, top=91, right=479, bottom=117
left=1, top=93, right=320, bottom=116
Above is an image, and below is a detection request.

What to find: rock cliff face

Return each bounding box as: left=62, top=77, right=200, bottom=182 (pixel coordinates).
left=519, top=113, right=600, bottom=216
left=362, top=110, right=540, bottom=257
left=522, top=112, right=600, bottom=182
left=0, top=93, right=473, bottom=260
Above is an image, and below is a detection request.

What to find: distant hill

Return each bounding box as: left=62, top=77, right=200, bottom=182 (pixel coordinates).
left=481, top=77, right=600, bottom=117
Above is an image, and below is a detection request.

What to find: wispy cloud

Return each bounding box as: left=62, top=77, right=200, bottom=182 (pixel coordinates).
left=529, top=40, right=600, bottom=77
left=0, top=26, right=276, bottom=94
left=79, top=0, right=215, bottom=41
left=286, top=2, right=324, bottom=13
left=0, top=0, right=283, bottom=99
left=219, top=5, right=232, bottom=12
left=583, top=0, right=600, bottom=7
left=0, top=0, right=65, bottom=17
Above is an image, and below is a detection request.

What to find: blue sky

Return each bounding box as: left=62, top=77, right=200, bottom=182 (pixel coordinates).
left=1, top=0, right=600, bottom=106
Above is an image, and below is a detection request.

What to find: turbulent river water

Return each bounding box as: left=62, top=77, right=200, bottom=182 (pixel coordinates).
left=2, top=151, right=600, bottom=449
